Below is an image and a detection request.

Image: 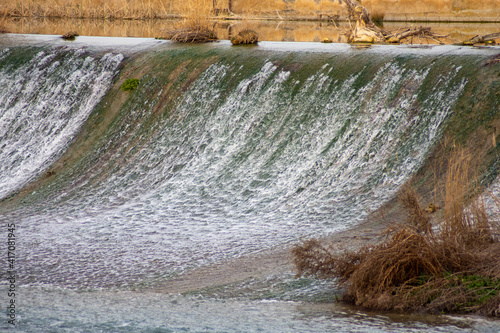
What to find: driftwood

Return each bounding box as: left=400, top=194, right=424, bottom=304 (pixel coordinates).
left=458, top=33, right=500, bottom=45
left=384, top=26, right=448, bottom=44
left=339, top=0, right=498, bottom=45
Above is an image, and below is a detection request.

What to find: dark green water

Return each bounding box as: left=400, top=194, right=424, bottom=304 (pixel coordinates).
left=1, top=35, right=499, bottom=331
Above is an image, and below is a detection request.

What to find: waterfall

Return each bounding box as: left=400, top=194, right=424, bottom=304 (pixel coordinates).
left=0, top=46, right=123, bottom=199
left=0, top=41, right=497, bottom=289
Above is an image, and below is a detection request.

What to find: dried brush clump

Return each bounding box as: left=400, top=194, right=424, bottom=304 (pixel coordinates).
left=161, top=24, right=217, bottom=43
left=231, top=29, right=259, bottom=45
left=61, top=31, right=79, bottom=40
left=158, top=1, right=217, bottom=44
left=293, top=148, right=500, bottom=316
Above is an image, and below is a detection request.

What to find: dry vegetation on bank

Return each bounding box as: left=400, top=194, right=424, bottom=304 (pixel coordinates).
left=0, top=0, right=215, bottom=19
left=0, top=0, right=341, bottom=19
left=2, top=0, right=499, bottom=45
left=293, top=148, right=500, bottom=317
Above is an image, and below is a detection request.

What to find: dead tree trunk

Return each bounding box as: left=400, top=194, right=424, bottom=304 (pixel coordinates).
left=340, top=1, right=448, bottom=44
left=338, top=0, right=496, bottom=45
left=341, top=0, right=385, bottom=43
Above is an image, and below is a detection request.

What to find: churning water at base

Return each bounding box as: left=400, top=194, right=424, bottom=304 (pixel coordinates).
left=1, top=36, right=499, bottom=331
left=16, top=286, right=500, bottom=333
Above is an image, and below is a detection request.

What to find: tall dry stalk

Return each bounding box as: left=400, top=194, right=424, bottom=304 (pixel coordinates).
left=399, top=185, right=431, bottom=234
left=441, top=147, right=493, bottom=244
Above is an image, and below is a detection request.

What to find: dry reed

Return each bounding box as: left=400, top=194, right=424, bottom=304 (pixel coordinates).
left=1, top=0, right=345, bottom=19
left=293, top=147, right=500, bottom=316
left=0, top=21, right=9, bottom=33
left=2, top=0, right=184, bottom=19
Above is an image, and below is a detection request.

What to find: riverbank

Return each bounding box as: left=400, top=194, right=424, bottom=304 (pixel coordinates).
left=2, top=0, right=499, bottom=22
left=1, top=17, right=500, bottom=44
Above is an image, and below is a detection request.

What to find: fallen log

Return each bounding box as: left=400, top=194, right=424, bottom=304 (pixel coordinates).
left=384, top=26, right=447, bottom=44
left=458, top=32, right=500, bottom=45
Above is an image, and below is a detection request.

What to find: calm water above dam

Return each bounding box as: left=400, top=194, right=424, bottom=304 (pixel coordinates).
left=4, top=17, right=500, bottom=43
left=1, top=35, right=499, bottom=331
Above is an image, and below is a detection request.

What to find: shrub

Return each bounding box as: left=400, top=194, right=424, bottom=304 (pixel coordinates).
left=292, top=147, right=500, bottom=316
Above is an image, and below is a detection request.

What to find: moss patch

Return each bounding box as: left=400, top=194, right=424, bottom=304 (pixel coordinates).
left=121, top=78, right=140, bottom=91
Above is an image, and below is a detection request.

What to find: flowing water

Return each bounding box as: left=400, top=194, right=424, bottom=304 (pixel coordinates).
left=1, top=35, right=499, bottom=331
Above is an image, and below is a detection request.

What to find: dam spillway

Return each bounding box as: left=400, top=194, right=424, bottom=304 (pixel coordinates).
left=1, top=35, right=499, bottom=331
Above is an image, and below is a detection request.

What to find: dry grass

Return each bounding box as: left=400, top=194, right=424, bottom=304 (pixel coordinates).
left=293, top=147, right=500, bottom=316
left=1, top=0, right=219, bottom=42
left=0, top=14, right=9, bottom=33
left=231, top=0, right=285, bottom=16
left=231, top=0, right=342, bottom=16
left=1, top=0, right=344, bottom=19
left=0, top=22, right=9, bottom=33
left=1, top=0, right=187, bottom=19
left=399, top=186, right=432, bottom=234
